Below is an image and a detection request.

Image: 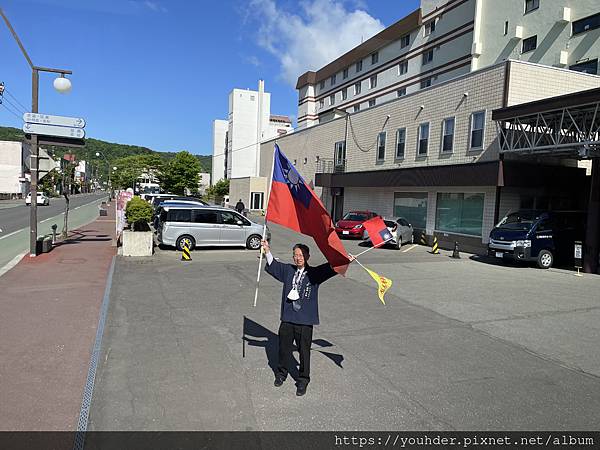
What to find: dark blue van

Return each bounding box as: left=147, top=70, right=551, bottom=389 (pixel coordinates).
left=488, top=210, right=585, bottom=269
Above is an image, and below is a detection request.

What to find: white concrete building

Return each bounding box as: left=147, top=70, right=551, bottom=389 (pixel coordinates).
left=211, top=119, right=228, bottom=184
left=297, top=0, right=600, bottom=129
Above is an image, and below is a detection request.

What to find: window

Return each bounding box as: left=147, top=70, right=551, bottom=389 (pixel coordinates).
left=418, top=123, right=429, bottom=156
left=331, top=74, right=336, bottom=85
left=436, top=193, right=484, bottom=236
left=504, top=21, right=509, bottom=36
left=220, top=210, right=242, bottom=225
left=343, top=67, right=349, bottom=79
left=397, top=87, right=406, bottom=97
left=319, top=99, right=324, bottom=109
left=369, top=99, right=376, bottom=108
left=369, top=75, right=377, bottom=89
left=250, top=95, right=255, bottom=101
left=356, top=60, right=363, bottom=72
left=398, top=60, right=408, bottom=75
left=524, top=0, right=539, bottom=14
left=335, top=141, right=346, bottom=166
left=394, top=192, right=427, bottom=228
left=424, top=19, right=436, bottom=36
left=329, top=94, right=335, bottom=105
left=353, top=104, right=360, bottom=113
left=522, top=35, right=537, bottom=53
left=170, top=209, right=191, bottom=222
left=420, top=77, right=432, bottom=89
left=470, top=111, right=486, bottom=149
left=371, top=52, right=379, bottom=64
left=573, top=12, right=600, bottom=35
left=422, top=49, right=434, bottom=65
left=376, top=132, right=386, bottom=161
left=440, top=117, right=455, bottom=153
left=569, top=59, right=598, bottom=75
left=320, top=80, right=325, bottom=89
left=395, top=128, right=406, bottom=159
left=354, top=81, right=362, bottom=95
left=192, top=209, right=218, bottom=224
left=341, top=88, right=348, bottom=101
left=250, top=192, right=264, bottom=210
left=401, top=34, right=410, bottom=48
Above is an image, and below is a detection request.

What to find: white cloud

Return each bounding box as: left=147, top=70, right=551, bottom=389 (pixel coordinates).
left=249, top=0, right=384, bottom=87
left=245, top=55, right=262, bottom=67
left=144, top=1, right=167, bottom=13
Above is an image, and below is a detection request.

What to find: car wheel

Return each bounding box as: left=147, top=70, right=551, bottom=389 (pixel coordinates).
left=246, top=234, right=262, bottom=250
left=176, top=235, right=195, bottom=251
left=537, top=250, right=553, bottom=269
left=395, top=237, right=402, bottom=250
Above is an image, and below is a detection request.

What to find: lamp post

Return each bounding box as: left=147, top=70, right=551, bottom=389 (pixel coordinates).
left=95, top=151, right=111, bottom=189
left=1, top=8, right=73, bottom=257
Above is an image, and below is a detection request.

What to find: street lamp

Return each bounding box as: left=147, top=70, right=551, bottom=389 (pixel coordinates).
left=1, top=8, right=73, bottom=257
left=95, top=151, right=111, bottom=189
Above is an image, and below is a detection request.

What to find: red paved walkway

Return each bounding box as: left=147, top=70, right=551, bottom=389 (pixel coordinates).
left=0, top=201, right=116, bottom=430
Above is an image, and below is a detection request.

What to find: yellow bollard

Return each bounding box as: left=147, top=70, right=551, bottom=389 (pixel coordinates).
left=431, top=235, right=440, bottom=254
left=420, top=231, right=427, bottom=246
left=181, top=243, right=192, bottom=261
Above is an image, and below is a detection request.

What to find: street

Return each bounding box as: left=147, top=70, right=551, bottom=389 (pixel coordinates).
left=86, top=219, right=600, bottom=431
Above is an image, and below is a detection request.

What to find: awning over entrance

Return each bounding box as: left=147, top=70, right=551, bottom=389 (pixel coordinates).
left=492, top=87, right=600, bottom=158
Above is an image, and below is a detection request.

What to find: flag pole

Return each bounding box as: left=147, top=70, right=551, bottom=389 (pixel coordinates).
left=351, top=236, right=395, bottom=258
left=253, top=144, right=276, bottom=307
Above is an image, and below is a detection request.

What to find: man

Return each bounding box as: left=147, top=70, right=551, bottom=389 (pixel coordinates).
left=261, top=240, right=349, bottom=396
left=235, top=199, right=245, bottom=214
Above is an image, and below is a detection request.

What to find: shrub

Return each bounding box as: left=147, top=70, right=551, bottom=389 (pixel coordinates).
left=125, top=196, right=153, bottom=231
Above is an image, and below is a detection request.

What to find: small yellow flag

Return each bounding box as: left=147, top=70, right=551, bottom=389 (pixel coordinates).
left=364, top=267, right=392, bottom=305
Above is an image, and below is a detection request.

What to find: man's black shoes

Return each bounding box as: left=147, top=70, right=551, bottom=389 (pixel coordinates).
left=296, top=384, right=308, bottom=396
left=274, top=376, right=285, bottom=387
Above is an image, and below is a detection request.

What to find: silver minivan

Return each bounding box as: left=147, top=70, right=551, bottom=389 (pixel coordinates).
left=157, top=205, right=268, bottom=250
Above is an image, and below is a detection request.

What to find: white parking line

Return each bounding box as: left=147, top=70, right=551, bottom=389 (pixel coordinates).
left=401, top=244, right=418, bottom=253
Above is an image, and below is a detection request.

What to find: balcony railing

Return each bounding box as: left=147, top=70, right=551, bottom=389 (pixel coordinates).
left=316, top=158, right=346, bottom=173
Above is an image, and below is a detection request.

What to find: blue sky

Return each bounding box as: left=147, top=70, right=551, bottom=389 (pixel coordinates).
left=0, top=0, right=419, bottom=155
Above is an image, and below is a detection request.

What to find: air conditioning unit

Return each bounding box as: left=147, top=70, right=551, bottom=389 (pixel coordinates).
left=558, top=50, right=569, bottom=66
left=511, top=25, right=524, bottom=40
left=472, top=41, right=482, bottom=57
left=558, top=7, right=571, bottom=23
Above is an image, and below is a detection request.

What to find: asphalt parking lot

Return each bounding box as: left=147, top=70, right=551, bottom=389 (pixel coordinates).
left=89, top=221, right=600, bottom=430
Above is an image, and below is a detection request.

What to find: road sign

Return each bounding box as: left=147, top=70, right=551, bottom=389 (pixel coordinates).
left=23, top=123, right=85, bottom=139
left=23, top=112, right=85, bottom=128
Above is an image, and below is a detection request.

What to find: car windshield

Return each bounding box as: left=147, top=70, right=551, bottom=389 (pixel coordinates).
left=497, top=212, right=538, bottom=230
left=343, top=213, right=367, bottom=221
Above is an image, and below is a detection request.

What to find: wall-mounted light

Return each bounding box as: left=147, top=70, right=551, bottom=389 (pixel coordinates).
left=303, top=157, right=308, bottom=164
left=463, top=92, right=469, bottom=97
left=419, top=105, right=425, bottom=110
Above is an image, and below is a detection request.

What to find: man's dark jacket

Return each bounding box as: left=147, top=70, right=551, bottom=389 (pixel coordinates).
left=265, top=258, right=337, bottom=325
left=235, top=201, right=244, bottom=212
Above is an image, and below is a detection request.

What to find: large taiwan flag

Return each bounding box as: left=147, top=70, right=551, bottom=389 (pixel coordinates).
left=266, top=144, right=350, bottom=274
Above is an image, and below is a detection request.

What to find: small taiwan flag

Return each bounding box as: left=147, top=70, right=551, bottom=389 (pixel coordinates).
left=363, top=216, right=392, bottom=247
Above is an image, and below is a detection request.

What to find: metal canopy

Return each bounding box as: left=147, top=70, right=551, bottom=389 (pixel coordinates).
left=492, top=87, right=600, bottom=159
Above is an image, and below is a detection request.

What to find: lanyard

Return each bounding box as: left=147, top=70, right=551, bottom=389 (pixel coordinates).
left=292, top=268, right=306, bottom=290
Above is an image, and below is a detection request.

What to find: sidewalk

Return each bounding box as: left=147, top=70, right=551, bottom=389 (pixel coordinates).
left=0, top=201, right=116, bottom=431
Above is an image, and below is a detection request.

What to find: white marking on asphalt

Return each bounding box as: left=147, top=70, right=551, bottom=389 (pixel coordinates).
left=0, top=251, right=27, bottom=278
left=41, top=213, right=64, bottom=223
left=0, top=229, right=24, bottom=241
left=401, top=244, right=418, bottom=253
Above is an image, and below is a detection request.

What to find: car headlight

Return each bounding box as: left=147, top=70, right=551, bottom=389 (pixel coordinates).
left=515, top=240, right=531, bottom=248
left=353, top=224, right=363, bottom=229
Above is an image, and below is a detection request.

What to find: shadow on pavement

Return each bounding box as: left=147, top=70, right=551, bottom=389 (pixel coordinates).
left=54, top=230, right=112, bottom=246
left=242, top=317, right=344, bottom=381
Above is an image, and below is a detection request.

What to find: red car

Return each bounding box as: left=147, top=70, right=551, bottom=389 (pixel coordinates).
left=335, top=210, right=379, bottom=238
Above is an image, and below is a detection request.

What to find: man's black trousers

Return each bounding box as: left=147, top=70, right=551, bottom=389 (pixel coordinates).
left=276, top=321, right=313, bottom=385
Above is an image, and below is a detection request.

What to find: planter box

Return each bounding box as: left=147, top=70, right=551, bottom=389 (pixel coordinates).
left=122, top=230, right=153, bottom=257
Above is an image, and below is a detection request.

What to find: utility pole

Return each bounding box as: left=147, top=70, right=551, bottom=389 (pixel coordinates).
left=0, top=7, right=72, bottom=256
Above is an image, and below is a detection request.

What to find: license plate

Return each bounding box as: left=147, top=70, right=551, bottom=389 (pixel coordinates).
left=342, top=231, right=349, bottom=235
left=495, top=252, right=503, bottom=258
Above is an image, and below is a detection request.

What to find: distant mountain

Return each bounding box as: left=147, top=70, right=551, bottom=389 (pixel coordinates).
left=0, top=126, right=212, bottom=172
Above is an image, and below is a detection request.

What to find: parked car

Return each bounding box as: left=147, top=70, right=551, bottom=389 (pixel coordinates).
left=488, top=209, right=585, bottom=269
left=153, top=200, right=209, bottom=230
left=152, top=195, right=208, bottom=210
left=363, top=217, right=414, bottom=249
left=157, top=204, right=269, bottom=251
left=335, top=210, right=379, bottom=238
left=25, top=192, right=49, bottom=206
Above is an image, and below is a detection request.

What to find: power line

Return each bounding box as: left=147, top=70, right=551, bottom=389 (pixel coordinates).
left=0, top=101, right=22, bottom=120
left=4, top=88, right=28, bottom=113
left=1, top=94, right=26, bottom=114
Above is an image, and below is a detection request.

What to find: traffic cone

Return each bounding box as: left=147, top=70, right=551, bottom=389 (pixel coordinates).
left=181, top=243, right=192, bottom=261
left=419, top=231, right=427, bottom=246
left=452, top=241, right=460, bottom=259
left=431, top=235, right=440, bottom=254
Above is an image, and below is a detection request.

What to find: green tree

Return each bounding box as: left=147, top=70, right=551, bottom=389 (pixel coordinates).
left=125, top=196, right=153, bottom=231
left=158, top=151, right=201, bottom=195
left=111, top=154, right=164, bottom=190
left=206, top=178, right=230, bottom=198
